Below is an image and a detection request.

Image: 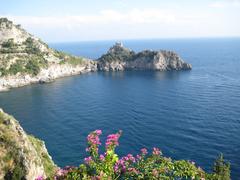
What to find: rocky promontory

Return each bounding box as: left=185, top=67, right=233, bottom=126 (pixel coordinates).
left=0, top=108, right=57, bottom=179
left=0, top=18, right=97, bottom=91
left=0, top=18, right=192, bottom=92
left=97, top=42, right=192, bottom=71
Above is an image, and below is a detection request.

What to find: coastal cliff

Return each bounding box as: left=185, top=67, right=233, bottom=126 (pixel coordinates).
left=0, top=18, right=97, bottom=91
left=97, top=42, right=192, bottom=71
left=0, top=109, right=56, bottom=180
left=0, top=18, right=192, bottom=92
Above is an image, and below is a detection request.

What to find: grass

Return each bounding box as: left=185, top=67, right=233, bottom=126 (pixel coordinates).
left=55, top=50, right=85, bottom=66
left=28, top=135, right=56, bottom=177
left=0, top=110, right=56, bottom=179
left=0, top=111, right=26, bottom=179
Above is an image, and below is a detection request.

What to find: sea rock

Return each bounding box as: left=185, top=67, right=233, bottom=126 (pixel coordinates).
left=0, top=108, right=57, bottom=180
left=97, top=42, right=192, bottom=71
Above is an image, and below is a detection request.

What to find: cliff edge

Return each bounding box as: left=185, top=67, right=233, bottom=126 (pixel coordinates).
left=0, top=108, right=57, bottom=179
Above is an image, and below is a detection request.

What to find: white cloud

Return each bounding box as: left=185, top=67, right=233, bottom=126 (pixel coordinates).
left=1, top=6, right=239, bottom=42
left=3, top=8, right=179, bottom=28
left=209, top=0, right=240, bottom=8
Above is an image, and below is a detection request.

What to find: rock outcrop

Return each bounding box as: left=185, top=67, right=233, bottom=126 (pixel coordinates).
left=97, top=42, right=192, bottom=71
left=0, top=108, right=57, bottom=180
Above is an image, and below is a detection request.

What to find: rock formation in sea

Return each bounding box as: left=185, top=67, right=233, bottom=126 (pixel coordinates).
left=0, top=108, right=57, bottom=179
left=97, top=42, right=192, bottom=71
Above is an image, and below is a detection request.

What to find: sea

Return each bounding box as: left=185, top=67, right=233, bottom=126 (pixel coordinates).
left=0, top=38, right=239, bottom=179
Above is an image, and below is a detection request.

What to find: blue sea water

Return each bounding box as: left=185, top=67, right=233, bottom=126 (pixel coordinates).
left=0, top=38, right=240, bottom=179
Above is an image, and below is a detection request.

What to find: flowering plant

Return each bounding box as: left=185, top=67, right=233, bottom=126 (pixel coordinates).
left=38, top=130, right=230, bottom=180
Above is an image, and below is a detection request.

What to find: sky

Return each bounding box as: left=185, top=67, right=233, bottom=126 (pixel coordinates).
left=1, top=0, right=240, bottom=42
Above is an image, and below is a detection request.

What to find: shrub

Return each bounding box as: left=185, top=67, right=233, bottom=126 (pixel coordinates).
left=24, top=37, right=41, bottom=55
left=0, top=67, right=8, bottom=76
left=36, top=130, right=231, bottom=180
left=2, top=39, right=15, bottom=48
left=212, top=154, right=230, bottom=180
left=25, top=59, right=40, bottom=76
left=8, top=62, right=24, bottom=75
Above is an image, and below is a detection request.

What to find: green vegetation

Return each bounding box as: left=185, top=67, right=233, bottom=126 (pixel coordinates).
left=2, top=39, right=15, bottom=48
left=99, top=47, right=135, bottom=62
left=64, top=56, right=84, bottom=66
left=38, top=130, right=231, bottom=180
left=212, top=154, right=231, bottom=180
left=24, top=37, right=42, bottom=55
left=0, top=112, right=26, bottom=180
left=98, top=46, right=158, bottom=64
left=0, top=110, right=56, bottom=180
left=8, top=61, right=25, bottom=75
left=0, top=67, right=8, bottom=76
left=25, top=59, right=41, bottom=76
left=55, top=50, right=84, bottom=66
left=0, top=57, right=47, bottom=77
left=28, top=135, right=56, bottom=177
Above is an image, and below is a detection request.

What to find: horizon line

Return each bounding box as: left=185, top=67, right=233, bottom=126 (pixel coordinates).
left=47, top=36, right=240, bottom=44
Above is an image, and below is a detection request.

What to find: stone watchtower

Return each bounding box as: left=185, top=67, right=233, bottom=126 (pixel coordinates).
left=115, top=42, right=123, bottom=48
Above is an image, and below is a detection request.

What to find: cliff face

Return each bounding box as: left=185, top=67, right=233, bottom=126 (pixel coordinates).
left=0, top=108, right=56, bottom=180
left=0, top=18, right=97, bottom=91
left=97, top=42, right=192, bottom=71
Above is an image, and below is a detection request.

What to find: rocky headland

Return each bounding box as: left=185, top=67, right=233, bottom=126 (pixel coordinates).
left=0, top=18, right=97, bottom=92
left=0, top=18, right=191, bottom=92
left=97, top=42, right=192, bottom=71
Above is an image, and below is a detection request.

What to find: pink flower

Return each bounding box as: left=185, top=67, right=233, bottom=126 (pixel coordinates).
left=152, top=147, right=161, bottom=155
left=95, top=130, right=102, bottom=136
left=55, top=168, right=68, bottom=177
left=128, top=167, right=139, bottom=174
left=84, top=156, right=93, bottom=164
left=141, top=148, right=148, bottom=155
left=105, top=131, right=122, bottom=149
left=136, top=154, right=142, bottom=160
left=87, top=133, right=101, bottom=145
left=114, top=164, right=119, bottom=172
left=99, top=154, right=105, bottom=161
left=127, top=154, right=135, bottom=162
left=35, top=176, right=44, bottom=180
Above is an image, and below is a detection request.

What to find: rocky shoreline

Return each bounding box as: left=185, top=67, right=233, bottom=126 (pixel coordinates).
left=0, top=61, right=97, bottom=92
left=0, top=43, right=192, bottom=92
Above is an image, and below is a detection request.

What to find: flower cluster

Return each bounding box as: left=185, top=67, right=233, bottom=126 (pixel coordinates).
left=84, top=156, right=93, bottom=165
left=114, top=153, right=137, bottom=174
left=152, top=147, right=162, bottom=156
left=113, top=147, right=159, bottom=176
left=105, top=130, right=122, bottom=150
left=53, top=166, right=77, bottom=180
left=35, top=175, right=44, bottom=180
left=36, top=130, right=227, bottom=180
left=141, top=148, right=148, bottom=155
left=86, top=130, right=102, bottom=157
